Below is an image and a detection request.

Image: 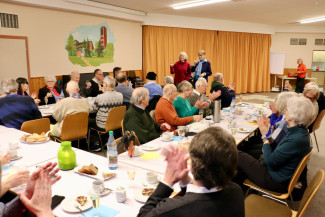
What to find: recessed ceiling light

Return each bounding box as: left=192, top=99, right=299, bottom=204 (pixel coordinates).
left=300, top=16, right=325, bottom=24
left=172, top=0, right=230, bottom=10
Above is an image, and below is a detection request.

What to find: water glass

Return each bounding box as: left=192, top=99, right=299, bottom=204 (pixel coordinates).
left=231, top=128, right=237, bottom=136
left=90, top=189, right=100, bottom=217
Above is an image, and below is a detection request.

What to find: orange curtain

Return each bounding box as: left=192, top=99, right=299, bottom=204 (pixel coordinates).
left=216, top=31, right=271, bottom=93
left=142, top=26, right=271, bottom=93
left=142, top=25, right=218, bottom=92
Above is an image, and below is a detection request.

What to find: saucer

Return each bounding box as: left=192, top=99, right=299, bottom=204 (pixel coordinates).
left=161, top=137, right=173, bottom=142
left=142, top=177, right=161, bottom=186
left=88, top=187, right=111, bottom=196
left=11, top=155, right=22, bottom=161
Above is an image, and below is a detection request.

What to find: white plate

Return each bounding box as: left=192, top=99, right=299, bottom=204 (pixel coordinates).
left=133, top=146, right=144, bottom=157
left=11, top=155, right=22, bottom=161
left=161, top=137, right=173, bottom=142
left=39, top=105, right=50, bottom=109
left=134, top=187, right=156, bottom=203
left=237, top=127, right=252, bottom=133
left=61, top=196, right=92, bottom=213
left=88, top=187, right=112, bottom=196
left=74, top=166, right=116, bottom=181
left=19, top=137, right=50, bottom=144
left=140, top=144, right=160, bottom=151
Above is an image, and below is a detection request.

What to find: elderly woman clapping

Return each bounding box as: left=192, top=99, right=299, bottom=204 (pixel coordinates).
left=38, top=75, right=61, bottom=105
left=173, top=81, right=209, bottom=118
left=236, top=95, right=316, bottom=193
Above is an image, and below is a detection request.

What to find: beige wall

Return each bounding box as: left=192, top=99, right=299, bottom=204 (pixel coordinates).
left=271, top=32, right=325, bottom=69
left=271, top=32, right=325, bottom=85
left=0, top=2, right=142, bottom=77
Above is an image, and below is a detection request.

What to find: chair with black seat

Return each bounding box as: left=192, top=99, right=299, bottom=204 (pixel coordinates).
left=243, top=151, right=312, bottom=206
left=88, top=106, right=126, bottom=151
left=50, top=112, right=88, bottom=149
left=21, top=118, right=50, bottom=135
left=310, top=110, right=325, bottom=152
left=245, top=170, right=324, bottom=217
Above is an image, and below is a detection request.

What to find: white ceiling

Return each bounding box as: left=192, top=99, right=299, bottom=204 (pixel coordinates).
left=91, top=0, right=325, bottom=26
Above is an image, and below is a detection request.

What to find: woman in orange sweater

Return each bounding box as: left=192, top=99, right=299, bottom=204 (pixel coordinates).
left=296, top=58, right=307, bottom=93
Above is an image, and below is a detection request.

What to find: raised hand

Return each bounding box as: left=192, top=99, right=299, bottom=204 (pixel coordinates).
left=193, top=115, right=203, bottom=122
left=163, top=145, right=190, bottom=186
left=19, top=170, right=54, bottom=217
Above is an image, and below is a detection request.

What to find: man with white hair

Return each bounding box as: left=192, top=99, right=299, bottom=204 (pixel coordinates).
left=188, top=78, right=221, bottom=116
left=0, top=79, right=42, bottom=129
left=210, top=72, right=236, bottom=109
left=52, top=81, right=90, bottom=137
left=115, top=71, right=134, bottom=107
left=163, top=76, right=174, bottom=86
left=123, top=87, right=171, bottom=143
left=155, top=84, right=202, bottom=131
left=63, top=71, right=80, bottom=97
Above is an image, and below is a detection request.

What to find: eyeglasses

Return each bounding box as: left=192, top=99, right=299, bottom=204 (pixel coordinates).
left=46, top=81, right=54, bottom=83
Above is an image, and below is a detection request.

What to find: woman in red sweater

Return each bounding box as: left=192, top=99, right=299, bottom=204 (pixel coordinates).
left=170, top=52, right=191, bottom=87
left=296, top=58, right=307, bottom=93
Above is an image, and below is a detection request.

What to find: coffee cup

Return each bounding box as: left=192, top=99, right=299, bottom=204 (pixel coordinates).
left=162, top=132, right=173, bottom=141
left=93, top=179, right=105, bottom=193
left=115, top=186, right=126, bottom=203
left=9, top=142, right=19, bottom=150
left=9, top=149, right=17, bottom=158
left=146, top=171, right=158, bottom=184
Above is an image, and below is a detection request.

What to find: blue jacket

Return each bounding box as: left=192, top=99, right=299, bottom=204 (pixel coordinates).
left=144, top=83, right=163, bottom=100
left=191, top=61, right=212, bottom=81
left=0, top=94, right=42, bottom=129
left=263, top=125, right=311, bottom=184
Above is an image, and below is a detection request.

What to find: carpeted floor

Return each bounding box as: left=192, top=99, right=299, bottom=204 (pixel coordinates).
left=242, top=92, right=325, bottom=216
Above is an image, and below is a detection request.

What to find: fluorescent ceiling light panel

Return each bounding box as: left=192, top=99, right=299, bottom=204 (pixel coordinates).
left=300, top=16, right=325, bottom=24
left=173, top=0, right=230, bottom=10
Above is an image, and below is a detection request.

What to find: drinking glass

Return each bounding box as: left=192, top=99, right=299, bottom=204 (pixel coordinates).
left=227, top=117, right=233, bottom=128
left=239, top=95, right=243, bottom=102
left=199, top=110, right=204, bottom=117
left=177, top=126, right=185, bottom=138
left=90, top=189, right=100, bottom=217
left=44, top=97, right=48, bottom=106
left=231, top=128, right=237, bottom=136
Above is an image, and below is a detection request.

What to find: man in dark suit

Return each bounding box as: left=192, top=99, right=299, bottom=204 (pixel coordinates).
left=85, top=69, right=104, bottom=97
left=210, top=72, right=236, bottom=109
left=137, top=127, right=244, bottom=217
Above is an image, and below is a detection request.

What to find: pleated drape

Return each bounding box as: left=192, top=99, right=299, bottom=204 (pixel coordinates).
left=143, top=26, right=271, bottom=93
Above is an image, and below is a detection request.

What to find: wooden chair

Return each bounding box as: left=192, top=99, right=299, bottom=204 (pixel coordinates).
left=21, top=118, right=50, bottom=134
left=310, top=110, right=325, bottom=152
left=51, top=112, right=88, bottom=149
left=243, top=151, right=312, bottom=206
left=115, top=135, right=141, bottom=154
left=121, top=120, right=125, bottom=135
left=88, top=106, right=126, bottom=150
left=149, top=110, right=155, bottom=121
left=245, top=170, right=324, bottom=217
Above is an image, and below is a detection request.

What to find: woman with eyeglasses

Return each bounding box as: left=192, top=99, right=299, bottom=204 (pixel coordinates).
left=16, top=77, right=41, bottom=104
left=38, top=75, right=61, bottom=105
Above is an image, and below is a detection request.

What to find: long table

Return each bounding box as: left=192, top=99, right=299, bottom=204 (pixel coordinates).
left=1, top=102, right=270, bottom=216
left=277, top=75, right=317, bottom=92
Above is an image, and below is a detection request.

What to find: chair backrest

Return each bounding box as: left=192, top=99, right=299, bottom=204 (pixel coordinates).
left=61, top=112, right=88, bottom=141
left=312, top=110, right=325, bottom=132
left=105, top=106, right=126, bottom=132
left=288, top=151, right=312, bottom=194
left=121, top=120, right=125, bottom=135
left=21, top=118, right=50, bottom=134
left=149, top=110, right=155, bottom=120
left=297, top=170, right=324, bottom=217
left=115, top=134, right=141, bottom=154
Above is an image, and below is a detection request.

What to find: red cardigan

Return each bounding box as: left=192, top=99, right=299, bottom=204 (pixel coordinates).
left=297, top=63, right=306, bottom=78
left=170, top=61, right=191, bottom=83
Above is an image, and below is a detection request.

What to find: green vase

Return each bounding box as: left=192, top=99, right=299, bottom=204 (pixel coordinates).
left=58, top=141, right=76, bottom=170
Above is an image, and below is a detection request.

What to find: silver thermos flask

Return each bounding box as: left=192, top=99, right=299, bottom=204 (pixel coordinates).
left=213, top=100, right=221, bottom=123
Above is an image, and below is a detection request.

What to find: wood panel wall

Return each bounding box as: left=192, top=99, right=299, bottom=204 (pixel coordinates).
left=270, top=68, right=313, bottom=90
left=29, top=70, right=143, bottom=97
